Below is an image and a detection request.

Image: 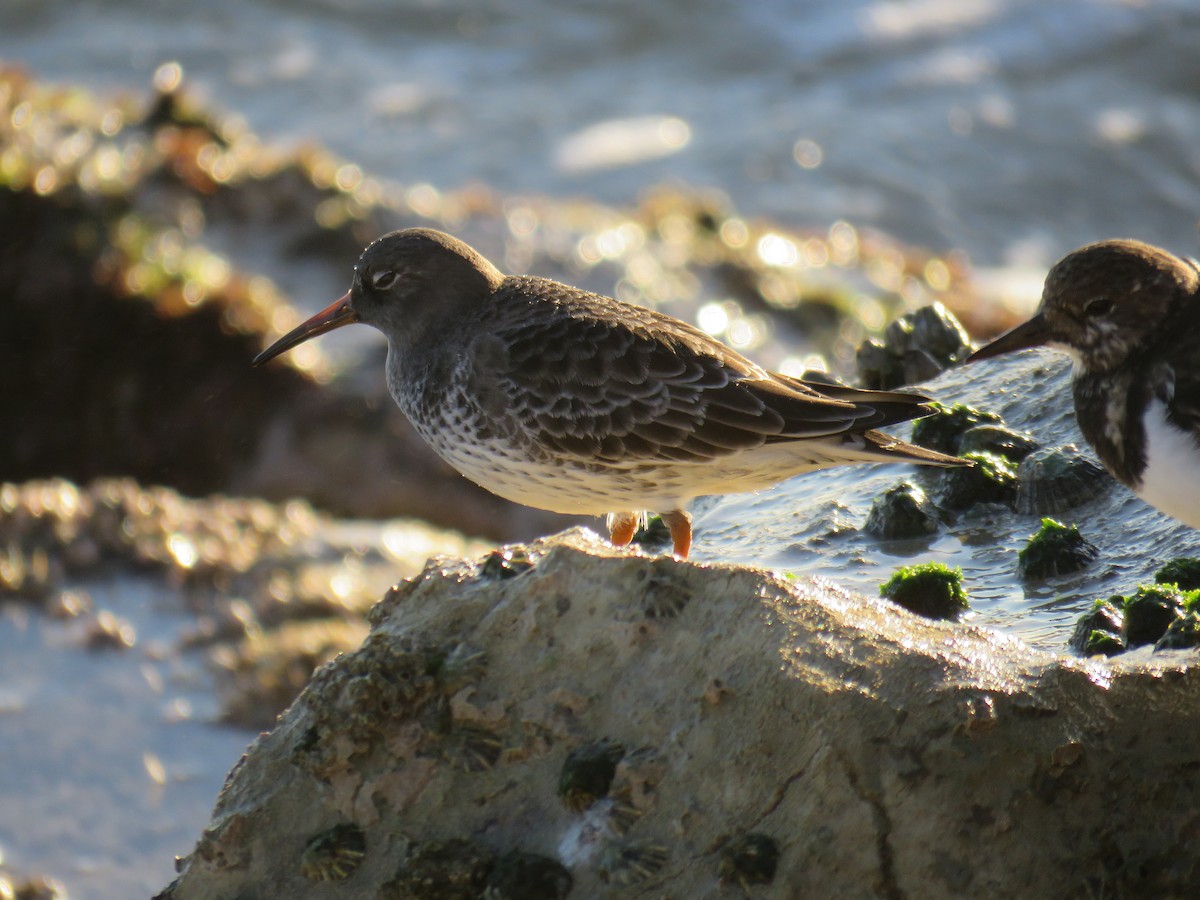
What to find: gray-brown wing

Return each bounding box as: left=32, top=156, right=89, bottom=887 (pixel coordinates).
left=479, top=279, right=926, bottom=464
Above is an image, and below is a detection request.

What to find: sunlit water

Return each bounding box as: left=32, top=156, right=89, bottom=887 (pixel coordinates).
left=3, top=0, right=1200, bottom=266
left=696, top=352, right=1200, bottom=649
left=0, top=579, right=255, bottom=898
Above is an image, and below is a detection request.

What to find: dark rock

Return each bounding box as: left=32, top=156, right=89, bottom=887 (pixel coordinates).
left=958, top=424, right=1038, bottom=464
left=1068, top=598, right=1125, bottom=655
left=1154, top=613, right=1200, bottom=652
left=1124, top=585, right=1187, bottom=648
left=856, top=303, right=972, bottom=390
left=1018, top=518, right=1099, bottom=581
left=863, top=481, right=940, bottom=540
left=880, top=562, right=969, bottom=620
left=911, top=403, right=1004, bottom=455
left=1014, top=446, right=1110, bottom=516
left=1083, top=630, right=1126, bottom=657
left=939, top=451, right=1018, bottom=510
left=1155, top=558, right=1200, bottom=592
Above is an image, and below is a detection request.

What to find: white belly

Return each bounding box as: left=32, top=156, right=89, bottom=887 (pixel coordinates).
left=1137, top=400, right=1200, bottom=528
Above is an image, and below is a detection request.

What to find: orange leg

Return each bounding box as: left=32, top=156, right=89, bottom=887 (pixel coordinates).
left=608, top=512, right=638, bottom=547
left=662, top=510, right=692, bottom=560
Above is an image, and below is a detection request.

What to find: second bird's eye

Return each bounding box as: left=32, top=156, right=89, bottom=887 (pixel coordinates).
left=1084, top=296, right=1113, bottom=316
left=371, top=269, right=397, bottom=290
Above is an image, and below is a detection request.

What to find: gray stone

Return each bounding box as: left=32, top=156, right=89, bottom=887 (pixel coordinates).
left=163, top=531, right=1200, bottom=899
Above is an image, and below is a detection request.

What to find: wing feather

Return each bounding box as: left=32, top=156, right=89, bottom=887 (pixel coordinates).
left=474, top=277, right=936, bottom=464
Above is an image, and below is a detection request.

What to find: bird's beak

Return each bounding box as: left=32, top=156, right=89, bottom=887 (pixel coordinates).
left=253, top=292, right=359, bottom=366
left=966, top=311, right=1052, bottom=364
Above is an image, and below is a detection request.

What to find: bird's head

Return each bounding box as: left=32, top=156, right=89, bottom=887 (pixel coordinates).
left=967, top=239, right=1199, bottom=374
left=253, top=228, right=504, bottom=366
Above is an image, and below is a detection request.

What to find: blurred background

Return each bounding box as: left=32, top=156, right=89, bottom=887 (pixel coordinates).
left=2, top=1, right=1200, bottom=897
left=4, top=0, right=1200, bottom=266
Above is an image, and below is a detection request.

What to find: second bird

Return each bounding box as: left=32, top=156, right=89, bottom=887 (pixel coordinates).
left=254, top=228, right=967, bottom=558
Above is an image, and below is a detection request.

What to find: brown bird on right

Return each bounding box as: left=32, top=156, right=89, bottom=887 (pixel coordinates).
left=967, top=238, right=1200, bottom=528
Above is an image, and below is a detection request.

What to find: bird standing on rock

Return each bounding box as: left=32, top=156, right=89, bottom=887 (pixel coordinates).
left=967, top=238, right=1200, bottom=529
left=254, top=228, right=968, bottom=558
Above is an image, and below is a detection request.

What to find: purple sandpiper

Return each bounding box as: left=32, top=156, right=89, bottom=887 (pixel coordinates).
left=968, top=238, right=1200, bottom=529
left=255, top=228, right=968, bottom=558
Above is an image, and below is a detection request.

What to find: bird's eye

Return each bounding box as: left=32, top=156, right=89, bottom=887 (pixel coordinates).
left=371, top=269, right=397, bottom=290
left=1084, top=296, right=1113, bottom=316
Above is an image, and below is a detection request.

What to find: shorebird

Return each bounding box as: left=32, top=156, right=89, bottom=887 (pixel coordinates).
left=968, top=238, right=1200, bottom=529
left=255, top=228, right=967, bottom=558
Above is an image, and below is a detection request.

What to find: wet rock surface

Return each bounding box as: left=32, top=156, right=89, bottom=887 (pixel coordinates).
left=163, top=532, right=1200, bottom=898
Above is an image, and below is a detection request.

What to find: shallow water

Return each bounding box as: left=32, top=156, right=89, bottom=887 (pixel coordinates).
left=3, top=0, right=1200, bottom=266
left=0, top=579, right=255, bottom=897
left=697, top=351, right=1200, bottom=649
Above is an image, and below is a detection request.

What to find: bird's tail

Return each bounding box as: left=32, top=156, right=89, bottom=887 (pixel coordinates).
left=842, top=430, right=971, bottom=467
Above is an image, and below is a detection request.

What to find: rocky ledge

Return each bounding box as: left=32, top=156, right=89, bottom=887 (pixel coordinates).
left=163, top=531, right=1200, bottom=898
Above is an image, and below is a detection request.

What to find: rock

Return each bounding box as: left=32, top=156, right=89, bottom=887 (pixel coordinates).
left=879, top=562, right=969, bottom=620
left=910, top=402, right=1003, bottom=455
left=958, top=424, right=1038, bottom=464
left=938, top=451, right=1018, bottom=510
left=1155, top=558, right=1200, bottom=592
left=863, top=481, right=940, bottom=540
left=1155, top=613, right=1200, bottom=652
left=1124, top=585, right=1188, bottom=649
left=162, top=532, right=1200, bottom=898
left=1014, top=446, right=1110, bottom=516
left=855, top=302, right=972, bottom=390
left=1068, top=598, right=1125, bottom=656
left=1017, top=518, right=1099, bottom=581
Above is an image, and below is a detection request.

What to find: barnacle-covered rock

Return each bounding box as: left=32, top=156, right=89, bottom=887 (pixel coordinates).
left=1155, top=613, right=1200, bottom=652
left=958, top=424, right=1038, bottom=464
left=165, top=531, right=1200, bottom=899
left=483, top=852, right=572, bottom=900
left=1068, top=598, right=1125, bottom=656
left=1014, top=446, right=1109, bottom=516
left=718, top=833, right=780, bottom=890
left=1017, top=519, right=1098, bottom=581
left=1155, top=558, right=1200, bottom=592
left=292, top=633, right=443, bottom=780
left=938, top=451, right=1017, bottom=510
left=597, top=842, right=669, bottom=885
left=855, top=303, right=972, bottom=390
left=863, top=481, right=940, bottom=540
left=880, top=563, right=968, bottom=620
left=1124, top=584, right=1188, bottom=649
left=299, top=824, right=366, bottom=882
left=910, top=402, right=1003, bottom=455
left=558, top=738, right=626, bottom=812
left=480, top=547, right=535, bottom=581
left=608, top=746, right=667, bottom=833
